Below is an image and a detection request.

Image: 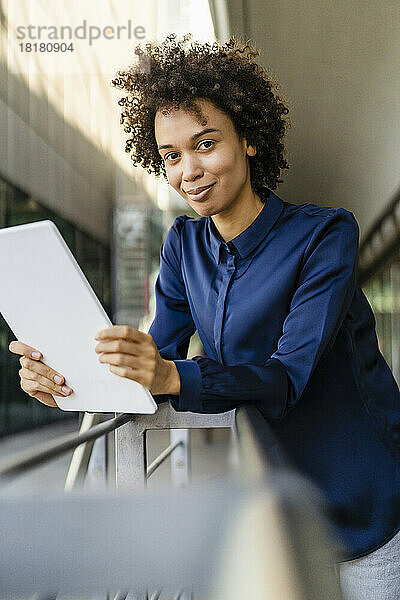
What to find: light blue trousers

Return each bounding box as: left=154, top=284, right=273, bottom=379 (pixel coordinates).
left=334, top=528, right=400, bottom=600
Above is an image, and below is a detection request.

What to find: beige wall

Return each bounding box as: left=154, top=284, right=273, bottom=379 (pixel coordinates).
left=215, top=0, right=400, bottom=238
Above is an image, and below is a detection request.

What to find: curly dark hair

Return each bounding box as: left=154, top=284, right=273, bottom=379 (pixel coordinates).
left=111, top=33, right=292, bottom=196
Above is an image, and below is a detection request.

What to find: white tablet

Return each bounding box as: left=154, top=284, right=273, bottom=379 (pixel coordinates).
left=0, top=220, right=157, bottom=414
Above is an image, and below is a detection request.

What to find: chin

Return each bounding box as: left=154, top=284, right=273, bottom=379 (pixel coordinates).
left=189, top=204, right=218, bottom=218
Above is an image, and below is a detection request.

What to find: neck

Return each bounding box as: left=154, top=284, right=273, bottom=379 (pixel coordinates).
left=211, top=187, right=265, bottom=242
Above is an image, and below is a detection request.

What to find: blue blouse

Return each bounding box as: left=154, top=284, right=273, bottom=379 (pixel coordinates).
left=149, top=188, right=400, bottom=560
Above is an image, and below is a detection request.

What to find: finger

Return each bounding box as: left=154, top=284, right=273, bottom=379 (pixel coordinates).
left=108, top=364, right=150, bottom=387
left=19, top=367, right=72, bottom=396
left=9, top=340, right=42, bottom=360
left=19, top=356, right=67, bottom=388
left=21, top=377, right=63, bottom=399
left=95, top=339, right=144, bottom=357
left=95, top=325, right=149, bottom=344
left=99, top=352, right=154, bottom=371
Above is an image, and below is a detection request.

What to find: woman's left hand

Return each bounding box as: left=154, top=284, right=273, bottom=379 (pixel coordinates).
left=94, top=325, right=180, bottom=395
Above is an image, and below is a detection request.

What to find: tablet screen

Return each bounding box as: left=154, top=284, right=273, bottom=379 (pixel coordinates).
left=0, top=220, right=157, bottom=414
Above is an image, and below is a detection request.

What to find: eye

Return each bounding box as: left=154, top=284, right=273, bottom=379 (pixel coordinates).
left=198, top=139, right=214, bottom=150
left=163, top=151, right=179, bottom=162
left=163, top=140, right=214, bottom=163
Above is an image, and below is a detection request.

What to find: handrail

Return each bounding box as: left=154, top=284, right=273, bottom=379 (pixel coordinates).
left=147, top=439, right=183, bottom=478
left=235, top=405, right=291, bottom=472
left=0, top=412, right=134, bottom=483
left=0, top=404, right=343, bottom=599
left=235, top=406, right=344, bottom=600
left=0, top=405, right=280, bottom=487
left=0, top=405, right=279, bottom=485
left=0, top=404, right=235, bottom=494
left=113, top=401, right=235, bottom=491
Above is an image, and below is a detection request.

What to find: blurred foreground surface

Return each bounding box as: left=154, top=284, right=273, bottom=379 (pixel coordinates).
left=0, top=420, right=233, bottom=600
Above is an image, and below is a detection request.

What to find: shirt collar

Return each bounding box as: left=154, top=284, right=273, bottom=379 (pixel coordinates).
left=207, top=189, right=284, bottom=264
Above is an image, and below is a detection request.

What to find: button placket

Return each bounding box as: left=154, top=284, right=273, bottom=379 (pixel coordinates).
left=214, top=246, right=237, bottom=363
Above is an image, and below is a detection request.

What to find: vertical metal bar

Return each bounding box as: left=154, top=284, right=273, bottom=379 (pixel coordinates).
left=64, top=412, right=101, bottom=491
left=115, top=416, right=146, bottom=491
left=115, top=416, right=147, bottom=599
left=106, top=426, right=116, bottom=488
left=113, top=405, right=234, bottom=600
left=84, top=420, right=109, bottom=600
left=170, top=429, right=190, bottom=488
left=85, top=433, right=107, bottom=490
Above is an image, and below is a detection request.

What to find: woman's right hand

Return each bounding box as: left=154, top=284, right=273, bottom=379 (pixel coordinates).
left=8, top=340, right=73, bottom=407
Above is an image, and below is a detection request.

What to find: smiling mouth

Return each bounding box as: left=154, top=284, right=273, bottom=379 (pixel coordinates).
left=185, top=183, right=216, bottom=201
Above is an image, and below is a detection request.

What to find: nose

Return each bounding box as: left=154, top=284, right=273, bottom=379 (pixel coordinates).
left=181, top=153, right=203, bottom=184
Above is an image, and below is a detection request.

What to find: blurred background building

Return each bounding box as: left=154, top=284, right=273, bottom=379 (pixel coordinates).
left=0, top=0, right=399, bottom=436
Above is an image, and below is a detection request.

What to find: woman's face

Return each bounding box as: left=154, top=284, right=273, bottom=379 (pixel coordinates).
left=154, top=98, right=256, bottom=218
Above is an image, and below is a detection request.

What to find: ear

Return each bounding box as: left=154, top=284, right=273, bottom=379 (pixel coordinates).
left=243, top=138, right=256, bottom=156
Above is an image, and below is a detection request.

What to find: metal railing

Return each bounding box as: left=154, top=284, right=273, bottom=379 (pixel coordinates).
left=0, top=402, right=344, bottom=599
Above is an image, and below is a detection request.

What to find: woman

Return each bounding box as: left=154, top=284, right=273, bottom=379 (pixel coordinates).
left=10, top=34, right=400, bottom=598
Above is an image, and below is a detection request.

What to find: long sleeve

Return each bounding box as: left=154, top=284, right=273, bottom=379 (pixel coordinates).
left=269, top=208, right=359, bottom=408
left=158, top=209, right=359, bottom=421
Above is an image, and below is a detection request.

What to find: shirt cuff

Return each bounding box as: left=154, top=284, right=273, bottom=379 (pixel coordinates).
left=170, top=359, right=202, bottom=412
left=151, top=393, right=172, bottom=406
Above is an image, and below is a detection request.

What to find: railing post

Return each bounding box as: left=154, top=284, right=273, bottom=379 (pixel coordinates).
left=113, top=414, right=147, bottom=599
left=106, top=427, right=116, bottom=488
left=115, top=415, right=146, bottom=491
left=86, top=434, right=107, bottom=490
left=64, top=412, right=102, bottom=491
left=170, top=429, right=190, bottom=488
left=113, top=404, right=235, bottom=600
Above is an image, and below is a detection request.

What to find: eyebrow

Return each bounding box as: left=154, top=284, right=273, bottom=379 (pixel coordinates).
left=158, top=128, right=222, bottom=150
